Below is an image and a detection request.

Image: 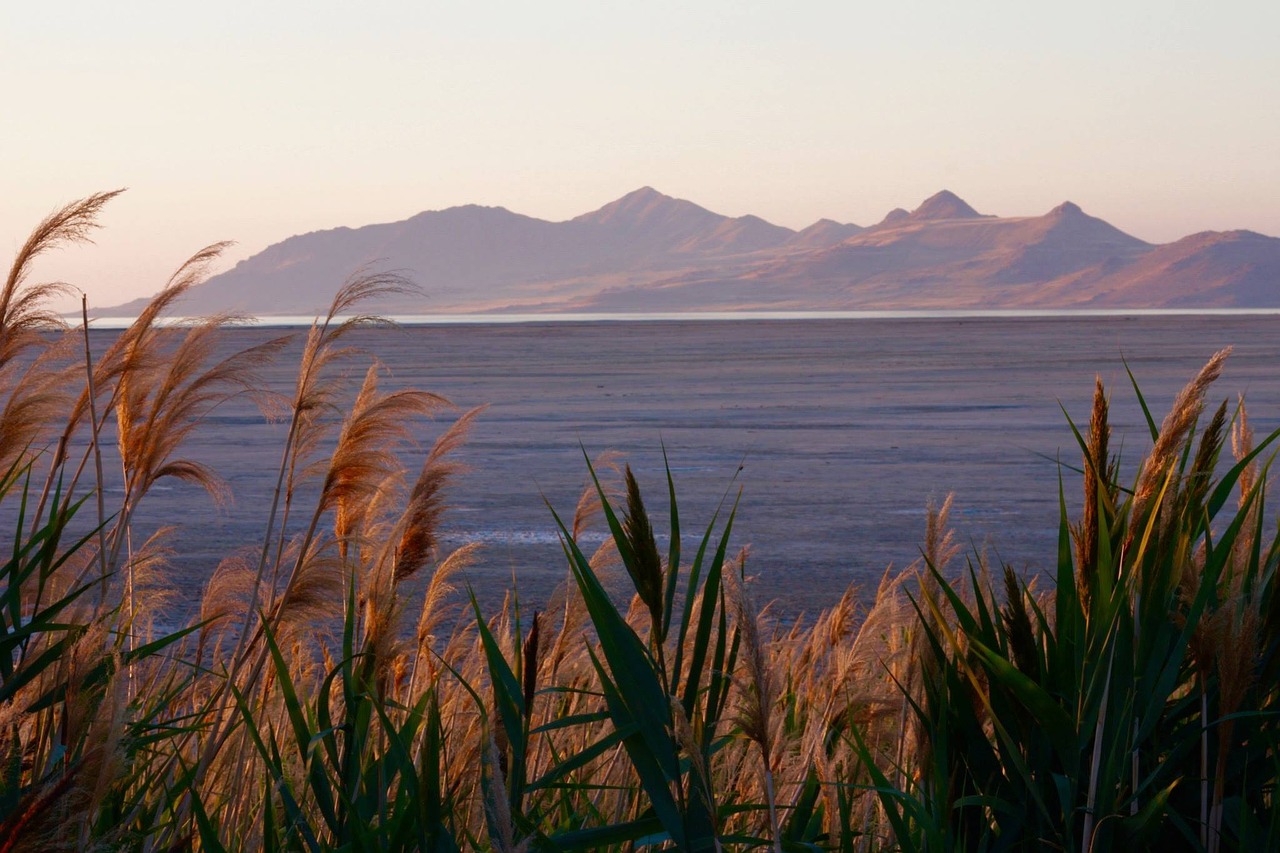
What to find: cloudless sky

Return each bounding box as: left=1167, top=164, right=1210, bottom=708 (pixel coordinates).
left=3, top=0, right=1278, bottom=307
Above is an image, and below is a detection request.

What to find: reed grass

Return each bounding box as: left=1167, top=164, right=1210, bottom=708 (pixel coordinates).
left=2, top=194, right=1279, bottom=851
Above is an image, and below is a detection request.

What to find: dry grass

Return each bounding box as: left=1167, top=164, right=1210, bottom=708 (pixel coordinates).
left=1, top=195, right=1278, bottom=851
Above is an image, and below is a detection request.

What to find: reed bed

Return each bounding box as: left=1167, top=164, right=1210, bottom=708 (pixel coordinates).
left=2, top=195, right=1278, bottom=851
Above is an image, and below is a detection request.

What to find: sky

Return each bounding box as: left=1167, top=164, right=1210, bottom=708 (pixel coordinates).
left=3, top=0, right=1278, bottom=309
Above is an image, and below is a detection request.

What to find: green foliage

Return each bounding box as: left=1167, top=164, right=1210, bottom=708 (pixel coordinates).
left=860, top=360, right=1280, bottom=852
left=3, top=198, right=1279, bottom=850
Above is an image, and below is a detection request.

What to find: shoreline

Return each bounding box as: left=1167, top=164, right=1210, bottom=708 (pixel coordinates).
left=70, top=306, right=1280, bottom=329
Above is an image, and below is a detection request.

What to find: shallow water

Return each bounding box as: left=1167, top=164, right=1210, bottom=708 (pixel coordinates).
left=79, top=315, right=1280, bottom=617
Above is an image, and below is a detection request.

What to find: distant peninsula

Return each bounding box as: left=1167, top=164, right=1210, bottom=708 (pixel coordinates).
left=105, top=188, right=1280, bottom=316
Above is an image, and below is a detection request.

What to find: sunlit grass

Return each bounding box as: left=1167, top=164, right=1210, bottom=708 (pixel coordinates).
left=2, top=194, right=1278, bottom=851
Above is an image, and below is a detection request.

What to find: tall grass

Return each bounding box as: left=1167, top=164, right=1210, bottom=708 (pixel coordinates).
left=1, top=194, right=1278, bottom=851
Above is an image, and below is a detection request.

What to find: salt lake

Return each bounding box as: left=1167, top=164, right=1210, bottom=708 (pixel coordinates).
left=99, top=313, right=1279, bottom=617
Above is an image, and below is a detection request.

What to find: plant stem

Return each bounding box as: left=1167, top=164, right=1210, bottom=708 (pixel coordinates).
left=80, top=294, right=109, bottom=610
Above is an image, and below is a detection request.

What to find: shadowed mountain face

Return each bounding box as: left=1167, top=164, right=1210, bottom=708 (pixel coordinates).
left=1030, top=230, right=1280, bottom=307
left=106, top=189, right=1280, bottom=315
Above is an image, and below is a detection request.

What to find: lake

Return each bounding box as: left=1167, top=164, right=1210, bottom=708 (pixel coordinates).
left=94, top=314, right=1277, bottom=618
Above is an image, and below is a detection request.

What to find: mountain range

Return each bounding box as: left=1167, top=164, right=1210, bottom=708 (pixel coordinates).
left=106, top=188, right=1280, bottom=315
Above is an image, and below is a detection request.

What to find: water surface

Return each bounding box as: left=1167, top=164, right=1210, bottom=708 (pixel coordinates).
left=100, top=315, right=1278, bottom=617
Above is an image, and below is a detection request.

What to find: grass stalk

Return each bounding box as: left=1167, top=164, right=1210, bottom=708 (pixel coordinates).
left=79, top=292, right=109, bottom=609
left=7, top=203, right=1280, bottom=852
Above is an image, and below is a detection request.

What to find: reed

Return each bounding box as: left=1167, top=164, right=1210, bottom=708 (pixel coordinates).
left=2, top=195, right=1279, bottom=851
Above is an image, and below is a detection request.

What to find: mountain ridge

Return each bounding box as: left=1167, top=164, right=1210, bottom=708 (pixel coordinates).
left=104, top=188, right=1280, bottom=315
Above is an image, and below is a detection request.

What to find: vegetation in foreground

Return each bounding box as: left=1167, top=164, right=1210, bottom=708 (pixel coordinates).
left=1, top=194, right=1278, bottom=852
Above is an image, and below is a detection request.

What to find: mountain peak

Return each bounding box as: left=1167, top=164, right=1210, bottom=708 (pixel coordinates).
left=789, top=218, right=865, bottom=248
left=609, top=186, right=687, bottom=211
left=102, top=185, right=1277, bottom=317
left=878, top=207, right=911, bottom=227
left=620, top=186, right=669, bottom=203
left=567, top=188, right=793, bottom=255
left=573, top=186, right=714, bottom=227
left=910, top=190, right=982, bottom=221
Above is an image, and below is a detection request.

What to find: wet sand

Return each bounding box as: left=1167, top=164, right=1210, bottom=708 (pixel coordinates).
left=106, top=315, right=1277, bottom=617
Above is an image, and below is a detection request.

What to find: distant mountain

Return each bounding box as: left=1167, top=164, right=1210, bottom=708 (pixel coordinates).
left=788, top=219, right=866, bottom=249
left=569, top=186, right=793, bottom=257
left=104, top=188, right=1280, bottom=315
left=906, top=189, right=985, bottom=222
left=1030, top=230, right=1280, bottom=308
left=877, top=208, right=910, bottom=228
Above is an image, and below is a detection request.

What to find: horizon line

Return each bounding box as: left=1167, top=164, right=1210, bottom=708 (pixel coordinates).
left=68, top=308, right=1280, bottom=329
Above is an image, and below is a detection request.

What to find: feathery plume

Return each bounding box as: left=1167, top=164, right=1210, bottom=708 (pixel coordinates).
left=620, top=465, right=664, bottom=630
left=570, top=450, right=624, bottom=539
left=1076, top=376, right=1109, bottom=609
left=1001, top=566, right=1039, bottom=681
left=1232, top=395, right=1256, bottom=506
left=1186, top=399, right=1228, bottom=511
left=1, top=190, right=123, bottom=368
left=726, top=554, right=782, bottom=849
left=1124, top=348, right=1230, bottom=556
left=394, top=406, right=483, bottom=581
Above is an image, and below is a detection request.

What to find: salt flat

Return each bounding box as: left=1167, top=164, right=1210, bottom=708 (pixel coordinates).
left=108, top=315, right=1275, bottom=617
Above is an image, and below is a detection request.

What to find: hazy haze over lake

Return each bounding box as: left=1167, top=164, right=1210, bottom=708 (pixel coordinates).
left=98, top=315, right=1276, bottom=619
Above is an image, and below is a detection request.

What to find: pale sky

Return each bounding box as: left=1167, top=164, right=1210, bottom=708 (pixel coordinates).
left=4, top=0, right=1278, bottom=309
